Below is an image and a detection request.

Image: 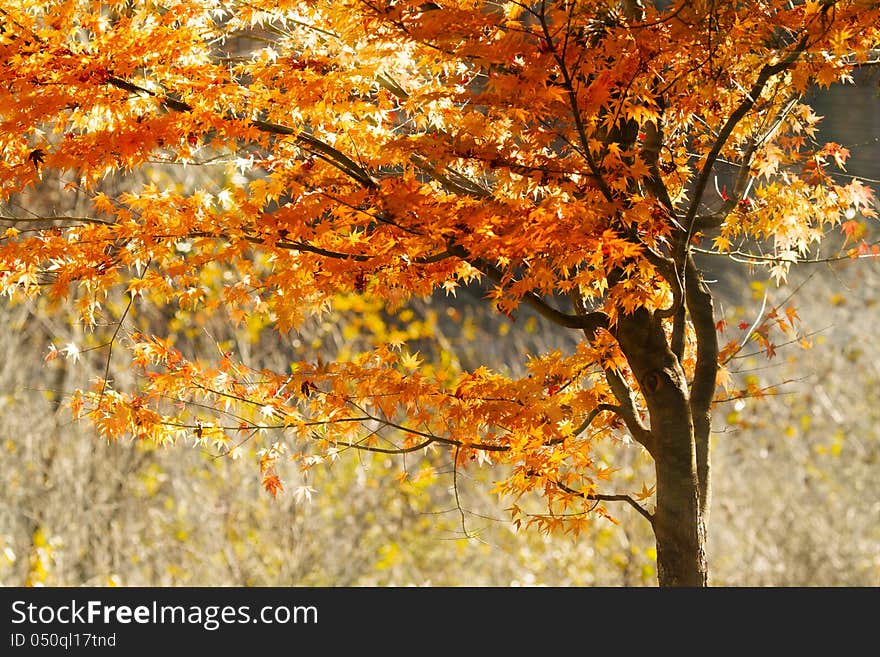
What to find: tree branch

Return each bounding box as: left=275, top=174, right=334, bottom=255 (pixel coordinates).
left=0, top=215, right=113, bottom=225
left=250, top=234, right=453, bottom=264
left=569, top=289, right=655, bottom=453
left=105, top=76, right=377, bottom=189
left=684, top=254, right=717, bottom=520
left=693, top=95, right=798, bottom=231
left=683, top=34, right=811, bottom=236
left=555, top=480, right=654, bottom=524
left=449, top=245, right=610, bottom=331
left=603, top=365, right=655, bottom=455
left=536, top=4, right=615, bottom=202
left=409, top=154, right=492, bottom=198
left=543, top=402, right=622, bottom=446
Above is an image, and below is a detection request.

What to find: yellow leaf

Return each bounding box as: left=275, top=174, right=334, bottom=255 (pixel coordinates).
left=399, top=350, right=423, bottom=371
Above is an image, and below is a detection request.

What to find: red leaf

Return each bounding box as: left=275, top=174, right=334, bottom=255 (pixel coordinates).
left=262, top=473, right=284, bottom=498
left=842, top=220, right=862, bottom=240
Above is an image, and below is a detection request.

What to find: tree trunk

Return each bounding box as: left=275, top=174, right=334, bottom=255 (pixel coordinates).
left=615, top=307, right=709, bottom=587
left=653, top=431, right=708, bottom=587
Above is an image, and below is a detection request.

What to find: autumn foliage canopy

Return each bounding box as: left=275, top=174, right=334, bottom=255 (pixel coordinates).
left=1, top=0, right=878, bottom=584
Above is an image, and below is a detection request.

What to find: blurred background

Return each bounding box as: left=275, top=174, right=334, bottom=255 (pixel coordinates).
left=1, top=71, right=877, bottom=588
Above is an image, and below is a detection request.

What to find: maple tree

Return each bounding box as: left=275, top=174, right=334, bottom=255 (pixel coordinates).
left=1, top=0, right=878, bottom=587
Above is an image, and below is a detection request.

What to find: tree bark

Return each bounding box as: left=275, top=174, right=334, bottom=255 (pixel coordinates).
left=652, top=425, right=708, bottom=587
left=615, top=307, right=708, bottom=587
